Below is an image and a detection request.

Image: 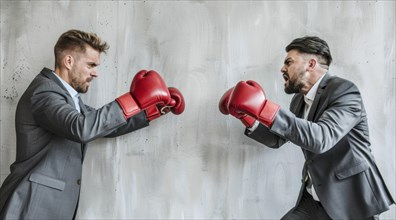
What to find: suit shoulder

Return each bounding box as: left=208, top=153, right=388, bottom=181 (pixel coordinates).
left=29, top=74, right=65, bottom=94
left=325, top=75, right=360, bottom=96
left=18, top=73, right=69, bottom=108
left=326, top=75, right=357, bottom=88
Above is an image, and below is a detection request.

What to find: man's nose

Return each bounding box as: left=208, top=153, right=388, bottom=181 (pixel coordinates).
left=91, top=71, right=98, bottom=78
left=280, top=65, right=286, bottom=73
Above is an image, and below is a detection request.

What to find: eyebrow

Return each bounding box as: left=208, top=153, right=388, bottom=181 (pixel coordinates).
left=284, top=57, right=293, bottom=64
left=88, top=62, right=99, bottom=67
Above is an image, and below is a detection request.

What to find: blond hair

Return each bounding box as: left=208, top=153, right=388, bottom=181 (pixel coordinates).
left=54, top=29, right=109, bottom=68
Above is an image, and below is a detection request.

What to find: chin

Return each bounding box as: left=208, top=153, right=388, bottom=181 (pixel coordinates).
left=284, top=86, right=298, bottom=94
left=284, top=89, right=294, bottom=94
left=77, top=87, right=89, bottom=93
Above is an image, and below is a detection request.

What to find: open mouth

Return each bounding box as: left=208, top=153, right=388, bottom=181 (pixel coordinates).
left=282, top=73, right=289, bottom=82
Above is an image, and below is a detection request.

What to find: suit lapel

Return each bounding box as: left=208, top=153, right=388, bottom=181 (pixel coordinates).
left=76, top=96, right=88, bottom=158
left=307, top=73, right=331, bottom=121
left=291, top=94, right=306, bottom=118
left=78, top=96, right=88, bottom=114
left=307, top=94, right=320, bottom=121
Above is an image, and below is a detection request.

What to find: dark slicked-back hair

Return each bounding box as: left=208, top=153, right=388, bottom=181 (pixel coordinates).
left=54, top=29, right=109, bottom=68
left=286, top=36, right=332, bottom=66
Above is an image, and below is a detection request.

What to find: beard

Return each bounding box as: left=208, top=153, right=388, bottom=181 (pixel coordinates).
left=70, top=68, right=91, bottom=93
left=71, top=78, right=90, bottom=93
left=283, top=70, right=305, bottom=94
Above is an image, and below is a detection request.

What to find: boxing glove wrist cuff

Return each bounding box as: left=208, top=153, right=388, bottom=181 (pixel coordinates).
left=145, top=105, right=162, bottom=121
left=241, top=115, right=256, bottom=128
left=258, top=100, right=280, bottom=127
left=116, top=93, right=141, bottom=119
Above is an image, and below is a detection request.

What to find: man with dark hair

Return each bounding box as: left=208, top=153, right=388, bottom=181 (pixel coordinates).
left=219, top=36, right=394, bottom=219
left=0, top=29, right=185, bottom=219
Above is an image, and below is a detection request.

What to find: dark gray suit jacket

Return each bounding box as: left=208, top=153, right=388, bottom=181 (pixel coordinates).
left=0, top=68, right=149, bottom=219
left=246, top=73, right=395, bottom=219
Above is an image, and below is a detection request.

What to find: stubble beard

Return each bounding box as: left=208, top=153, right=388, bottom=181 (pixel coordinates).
left=284, top=70, right=306, bottom=94
left=70, top=69, right=89, bottom=93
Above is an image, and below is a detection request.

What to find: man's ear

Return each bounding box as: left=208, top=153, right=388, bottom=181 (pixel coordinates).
left=63, top=55, right=73, bottom=70
left=307, top=58, right=317, bottom=71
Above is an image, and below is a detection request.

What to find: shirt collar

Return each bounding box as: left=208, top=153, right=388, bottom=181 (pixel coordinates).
left=52, top=71, right=79, bottom=98
left=304, top=72, right=327, bottom=103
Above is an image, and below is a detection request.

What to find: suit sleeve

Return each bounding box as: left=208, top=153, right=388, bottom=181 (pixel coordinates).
left=269, top=81, right=363, bottom=154
left=245, top=123, right=288, bottom=148
left=105, top=111, right=148, bottom=137
left=30, top=82, right=148, bottom=143
left=81, top=102, right=149, bottom=137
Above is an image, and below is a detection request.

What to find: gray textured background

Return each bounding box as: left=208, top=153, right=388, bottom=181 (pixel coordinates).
left=1, top=1, right=395, bottom=219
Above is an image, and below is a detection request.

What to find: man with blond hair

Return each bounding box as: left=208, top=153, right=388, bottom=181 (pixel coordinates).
left=0, top=29, right=185, bottom=219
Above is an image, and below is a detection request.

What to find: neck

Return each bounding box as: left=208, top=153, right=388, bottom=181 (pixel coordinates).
left=54, top=67, right=70, bottom=84
left=300, top=69, right=326, bottom=95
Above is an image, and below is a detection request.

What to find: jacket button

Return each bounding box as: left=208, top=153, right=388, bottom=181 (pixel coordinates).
left=77, top=179, right=81, bottom=185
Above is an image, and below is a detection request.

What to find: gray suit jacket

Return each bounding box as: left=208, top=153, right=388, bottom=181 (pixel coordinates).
left=246, top=73, right=395, bottom=219
left=0, top=68, right=149, bottom=219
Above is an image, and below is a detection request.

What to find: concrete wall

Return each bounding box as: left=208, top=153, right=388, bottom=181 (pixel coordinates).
left=1, top=1, right=395, bottom=219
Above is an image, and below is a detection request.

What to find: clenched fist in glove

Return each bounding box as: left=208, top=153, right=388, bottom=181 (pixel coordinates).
left=116, top=70, right=185, bottom=121
left=228, top=80, right=280, bottom=127
left=159, top=87, right=186, bottom=116
left=219, top=87, right=256, bottom=128
left=168, top=87, right=185, bottom=115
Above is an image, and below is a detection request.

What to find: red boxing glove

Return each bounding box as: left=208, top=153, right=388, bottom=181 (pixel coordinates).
left=168, top=87, right=185, bottom=115
left=219, top=87, right=256, bottom=128
left=228, top=80, right=280, bottom=127
left=130, top=70, right=172, bottom=121
left=116, top=70, right=172, bottom=121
